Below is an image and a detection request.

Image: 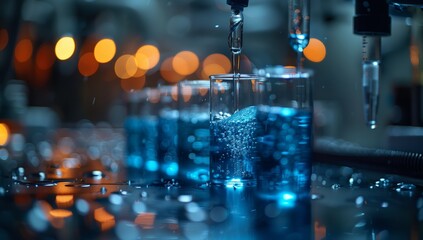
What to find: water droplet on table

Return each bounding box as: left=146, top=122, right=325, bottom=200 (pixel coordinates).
left=84, top=170, right=105, bottom=180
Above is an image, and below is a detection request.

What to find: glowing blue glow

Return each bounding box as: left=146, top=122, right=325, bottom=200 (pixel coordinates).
left=145, top=160, right=159, bottom=172
left=278, top=192, right=297, bottom=208
left=280, top=107, right=296, bottom=117
left=126, top=155, right=142, bottom=168
left=225, top=178, right=244, bottom=189
left=164, top=162, right=179, bottom=176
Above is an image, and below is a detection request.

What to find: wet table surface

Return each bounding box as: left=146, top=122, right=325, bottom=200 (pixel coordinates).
left=0, top=128, right=422, bottom=240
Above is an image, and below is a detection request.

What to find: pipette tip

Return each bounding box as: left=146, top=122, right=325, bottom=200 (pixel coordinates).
left=368, top=120, right=377, bottom=130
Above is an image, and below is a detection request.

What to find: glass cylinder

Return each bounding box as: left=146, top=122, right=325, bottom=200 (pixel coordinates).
left=177, top=80, right=210, bottom=186
left=255, top=65, right=313, bottom=201
left=124, top=88, right=160, bottom=183
left=209, top=74, right=260, bottom=187
left=157, top=85, right=179, bottom=180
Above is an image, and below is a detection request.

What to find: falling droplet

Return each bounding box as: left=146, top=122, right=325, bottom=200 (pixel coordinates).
left=331, top=183, right=341, bottom=190
left=100, top=186, right=107, bottom=194
left=215, top=24, right=220, bottom=28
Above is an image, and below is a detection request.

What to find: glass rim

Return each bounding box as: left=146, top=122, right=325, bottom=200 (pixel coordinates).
left=209, top=73, right=259, bottom=81
left=178, top=80, right=210, bottom=86
left=254, top=65, right=313, bottom=78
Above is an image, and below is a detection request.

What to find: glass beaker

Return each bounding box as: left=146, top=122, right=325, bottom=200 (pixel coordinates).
left=177, top=80, right=210, bottom=186
left=255, top=65, right=313, bottom=201
left=209, top=74, right=260, bottom=188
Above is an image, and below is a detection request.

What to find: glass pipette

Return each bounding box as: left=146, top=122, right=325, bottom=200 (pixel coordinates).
left=362, top=36, right=381, bottom=129
left=288, top=0, right=310, bottom=71
left=353, top=0, right=390, bottom=129
left=228, top=8, right=243, bottom=76
left=227, top=0, right=248, bottom=111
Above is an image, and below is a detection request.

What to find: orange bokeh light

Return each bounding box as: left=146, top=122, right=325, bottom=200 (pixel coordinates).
left=15, top=39, right=33, bottom=63
left=0, top=29, right=8, bottom=51
left=135, top=44, right=160, bottom=70
left=181, top=85, right=192, bottom=102
left=55, top=195, right=74, bottom=208
left=36, top=43, right=55, bottom=70
left=78, top=52, right=99, bottom=77
left=49, top=209, right=73, bottom=218
left=201, top=53, right=231, bottom=78
left=160, top=57, right=184, bottom=83
left=304, top=38, right=326, bottom=63
left=0, top=123, right=10, bottom=146
left=94, top=38, right=116, bottom=63
left=172, top=50, right=199, bottom=76
left=94, top=207, right=115, bottom=231
left=120, top=75, right=146, bottom=92
left=115, top=54, right=138, bottom=79
left=55, top=36, right=76, bottom=61
left=134, top=212, right=156, bottom=229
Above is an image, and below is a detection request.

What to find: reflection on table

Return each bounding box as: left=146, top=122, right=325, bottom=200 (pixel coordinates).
left=0, top=127, right=422, bottom=240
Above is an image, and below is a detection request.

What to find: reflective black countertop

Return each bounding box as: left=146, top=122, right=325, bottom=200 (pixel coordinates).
left=0, top=129, right=422, bottom=240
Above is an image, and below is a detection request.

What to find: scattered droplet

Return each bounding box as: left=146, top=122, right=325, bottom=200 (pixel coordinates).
left=18, top=167, right=25, bottom=176
left=381, top=201, right=389, bottom=208
left=84, top=170, right=105, bottom=180
left=119, top=189, right=130, bottom=196
left=375, top=178, right=390, bottom=188
left=355, top=196, right=364, bottom=208
left=331, top=183, right=341, bottom=190
left=109, top=193, right=123, bottom=205
left=395, top=183, right=416, bottom=197
left=132, top=201, right=146, bottom=214
left=141, top=191, right=148, bottom=198
left=178, top=195, right=193, bottom=203
left=311, top=194, right=323, bottom=200
left=76, top=199, right=90, bottom=215
left=33, top=172, right=46, bottom=180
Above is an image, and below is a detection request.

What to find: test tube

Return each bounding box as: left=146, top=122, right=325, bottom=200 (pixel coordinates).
left=288, top=0, right=310, bottom=53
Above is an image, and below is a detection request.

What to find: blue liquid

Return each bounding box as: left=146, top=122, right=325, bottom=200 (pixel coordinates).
left=210, top=106, right=258, bottom=186
left=125, top=116, right=158, bottom=170
left=178, top=113, right=210, bottom=185
left=255, top=106, right=312, bottom=199
left=158, top=110, right=179, bottom=179
left=210, top=105, right=312, bottom=196
left=125, top=116, right=143, bottom=169
left=289, top=33, right=309, bottom=52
